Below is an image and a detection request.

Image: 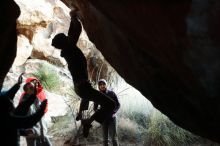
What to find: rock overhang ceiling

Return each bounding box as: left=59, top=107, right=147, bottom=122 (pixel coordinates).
left=71, top=0, right=220, bottom=143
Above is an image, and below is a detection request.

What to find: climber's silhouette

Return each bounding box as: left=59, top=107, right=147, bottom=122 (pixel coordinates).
left=0, top=73, right=47, bottom=146
left=51, top=9, right=116, bottom=138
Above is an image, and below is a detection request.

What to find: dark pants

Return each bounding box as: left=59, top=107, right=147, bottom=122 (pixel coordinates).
left=102, top=117, right=119, bottom=146
left=75, top=81, right=116, bottom=124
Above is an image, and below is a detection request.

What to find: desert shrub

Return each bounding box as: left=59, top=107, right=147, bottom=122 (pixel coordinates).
left=117, top=117, right=143, bottom=143
left=144, top=110, right=198, bottom=146
left=120, top=110, right=150, bottom=129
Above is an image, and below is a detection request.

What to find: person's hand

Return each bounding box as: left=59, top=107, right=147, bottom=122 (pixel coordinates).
left=25, top=129, right=34, bottom=135
left=17, top=73, right=24, bottom=85
left=76, top=112, right=82, bottom=121
left=40, top=99, right=48, bottom=111
left=25, top=129, right=36, bottom=138
left=69, top=8, right=79, bottom=18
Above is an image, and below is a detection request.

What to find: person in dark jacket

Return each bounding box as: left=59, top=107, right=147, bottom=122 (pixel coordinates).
left=51, top=9, right=116, bottom=138
left=94, top=79, right=120, bottom=146
left=0, top=73, right=47, bottom=146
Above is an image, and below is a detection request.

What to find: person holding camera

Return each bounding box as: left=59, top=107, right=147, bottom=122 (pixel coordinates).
left=18, top=77, right=52, bottom=146
left=0, top=73, right=47, bottom=146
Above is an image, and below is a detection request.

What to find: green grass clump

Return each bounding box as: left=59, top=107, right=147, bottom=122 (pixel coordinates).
left=31, top=64, right=61, bottom=92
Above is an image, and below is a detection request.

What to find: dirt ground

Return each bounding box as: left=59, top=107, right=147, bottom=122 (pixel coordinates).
left=20, top=114, right=139, bottom=146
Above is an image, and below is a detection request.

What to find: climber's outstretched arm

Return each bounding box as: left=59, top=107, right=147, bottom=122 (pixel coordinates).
left=68, top=9, right=82, bottom=45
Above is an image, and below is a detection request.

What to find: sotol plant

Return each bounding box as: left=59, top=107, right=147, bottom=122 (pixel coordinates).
left=31, top=64, right=61, bottom=92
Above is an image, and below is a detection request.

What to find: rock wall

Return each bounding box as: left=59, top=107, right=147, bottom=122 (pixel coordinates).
left=71, top=0, right=220, bottom=143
